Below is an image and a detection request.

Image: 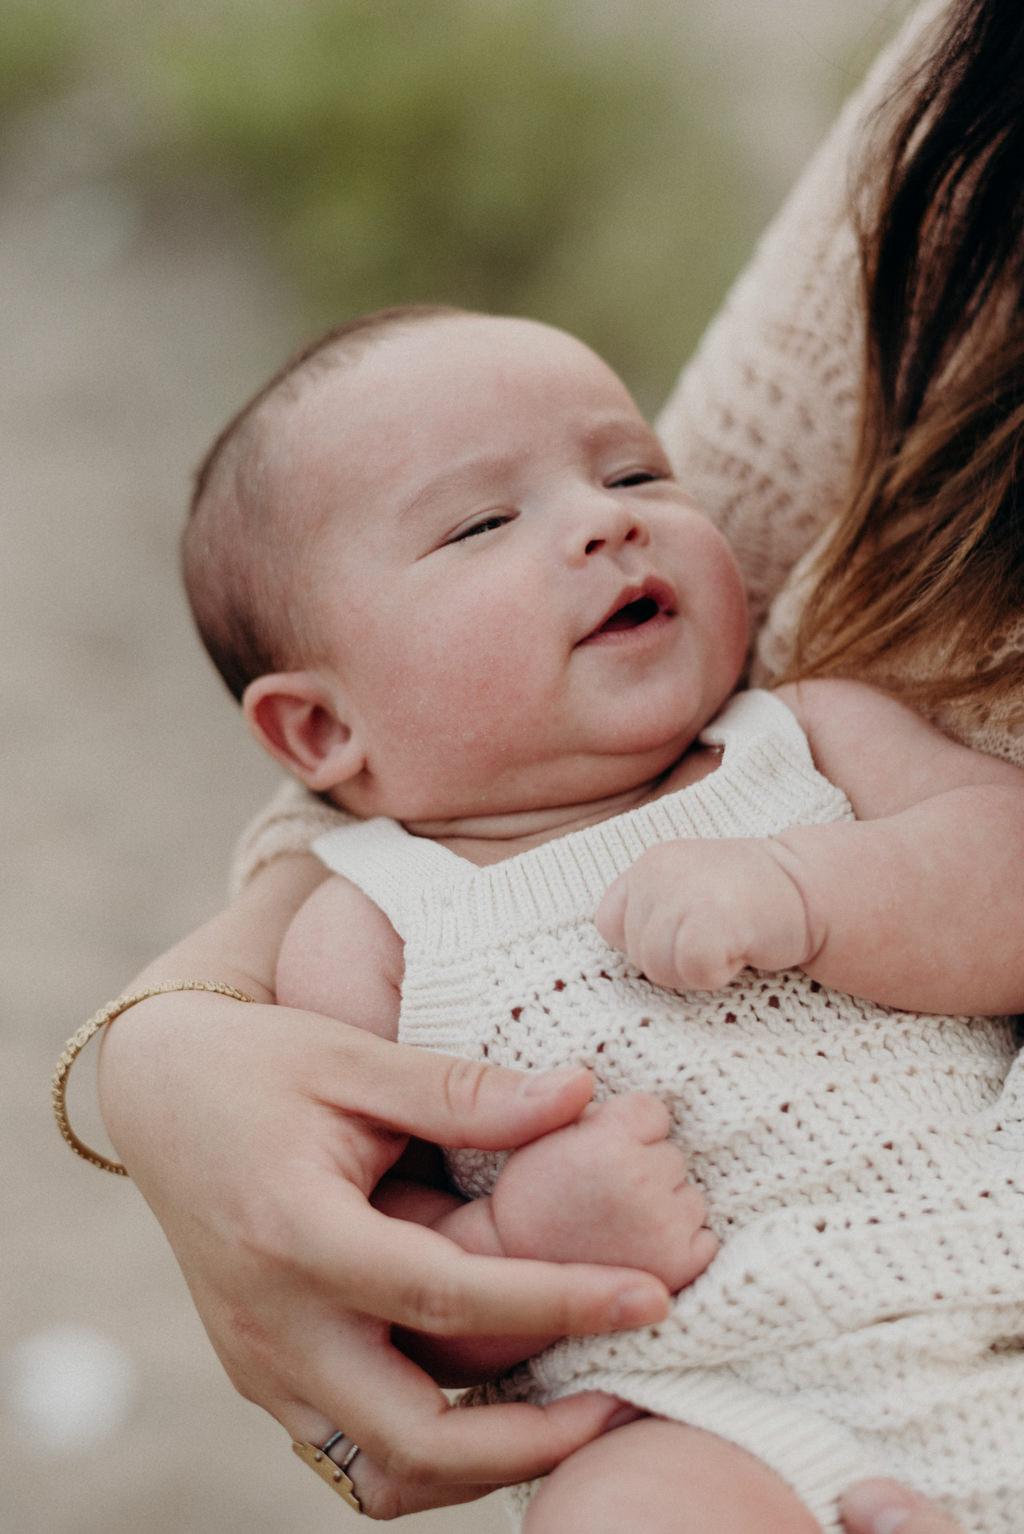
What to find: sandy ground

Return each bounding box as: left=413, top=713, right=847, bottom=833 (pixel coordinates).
left=2, top=6, right=900, bottom=1531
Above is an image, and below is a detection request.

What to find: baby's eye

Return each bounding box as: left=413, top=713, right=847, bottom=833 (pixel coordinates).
left=609, top=468, right=667, bottom=488
left=448, top=514, right=511, bottom=543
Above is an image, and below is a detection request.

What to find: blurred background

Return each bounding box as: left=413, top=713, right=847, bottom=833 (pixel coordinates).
left=3, top=1, right=904, bottom=1528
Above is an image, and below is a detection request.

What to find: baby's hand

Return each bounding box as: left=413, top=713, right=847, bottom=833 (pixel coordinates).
left=595, top=838, right=815, bottom=992
left=489, top=1094, right=717, bottom=1294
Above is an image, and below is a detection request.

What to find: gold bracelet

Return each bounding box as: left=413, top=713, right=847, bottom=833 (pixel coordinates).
left=52, top=980, right=258, bottom=1176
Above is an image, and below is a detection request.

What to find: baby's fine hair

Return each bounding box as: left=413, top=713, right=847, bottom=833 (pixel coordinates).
left=183, top=303, right=467, bottom=701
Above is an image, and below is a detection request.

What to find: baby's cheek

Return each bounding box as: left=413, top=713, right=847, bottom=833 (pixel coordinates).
left=427, top=607, right=542, bottom=729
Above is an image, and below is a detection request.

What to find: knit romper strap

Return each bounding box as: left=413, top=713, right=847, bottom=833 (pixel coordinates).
left=311, top=690, right=850, bottom=943
left=313, top=814, right=476, bottom=939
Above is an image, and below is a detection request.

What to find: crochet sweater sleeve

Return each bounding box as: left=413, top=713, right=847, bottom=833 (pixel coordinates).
left=231, top=0, right=949, bottom=889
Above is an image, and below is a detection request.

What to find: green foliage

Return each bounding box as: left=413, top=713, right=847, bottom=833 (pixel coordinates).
left=0, top=0, right=767, bottom=404
left=150, top=0, right=759, bottom=405
left=0, top=0, right=82, bottom=124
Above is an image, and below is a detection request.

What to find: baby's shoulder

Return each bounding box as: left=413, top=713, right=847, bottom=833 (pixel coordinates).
left=773, top=677, right=1024, bottom=818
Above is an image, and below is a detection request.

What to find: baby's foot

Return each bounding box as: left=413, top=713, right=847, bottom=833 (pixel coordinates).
left=489, top=1094, right=717, bottom=1292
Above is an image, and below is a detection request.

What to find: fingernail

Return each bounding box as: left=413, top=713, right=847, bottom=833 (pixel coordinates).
left=608, top=1284, right=666, bottom=1328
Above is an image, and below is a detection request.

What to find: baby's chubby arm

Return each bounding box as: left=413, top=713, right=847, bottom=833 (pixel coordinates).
left=278, top=880, right=716, bottom=1381
left=596, top=679, right=1024, bottom=1014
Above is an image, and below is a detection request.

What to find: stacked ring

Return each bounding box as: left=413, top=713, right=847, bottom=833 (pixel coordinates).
left=292, top=1431, right=363, bottom=1512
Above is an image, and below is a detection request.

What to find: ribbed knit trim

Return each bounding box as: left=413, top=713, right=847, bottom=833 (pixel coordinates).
left=313, top=691, right=852, bottom=944
left=534, top=1366, right=878, bottom=1532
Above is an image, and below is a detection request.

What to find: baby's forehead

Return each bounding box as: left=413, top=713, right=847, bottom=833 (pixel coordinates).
left=267, top=312, right=645, bottom=531
left=290, top=315, right=622, bottom=432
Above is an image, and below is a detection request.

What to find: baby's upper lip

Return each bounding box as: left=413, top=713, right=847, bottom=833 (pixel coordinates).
left=579, top=576, right=678, bottom=643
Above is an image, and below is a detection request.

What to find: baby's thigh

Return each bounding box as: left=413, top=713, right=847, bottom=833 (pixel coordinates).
left=523, top=1416, right=822, bottom=1534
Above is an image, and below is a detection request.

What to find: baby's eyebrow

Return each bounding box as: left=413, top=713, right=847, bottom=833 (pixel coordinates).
left=396, top=415, right=662, bottom=523
left=398, top=452, right=518, bottom=521
left=579, top=416, right=662, bottom=454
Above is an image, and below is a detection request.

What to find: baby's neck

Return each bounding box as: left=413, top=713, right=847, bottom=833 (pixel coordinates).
left=401, top=744, right=722, bottom=867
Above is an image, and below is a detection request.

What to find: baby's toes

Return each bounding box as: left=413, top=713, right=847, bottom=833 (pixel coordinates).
left=596, top=1092, right=671, bottom=1143
left=665, top=1220, right=718, bottom=1292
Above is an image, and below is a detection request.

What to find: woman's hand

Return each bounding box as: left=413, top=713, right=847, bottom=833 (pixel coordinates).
left=841, top=1481, right=969, bottom=1534
left=98, top=858, right=669, bottom=1515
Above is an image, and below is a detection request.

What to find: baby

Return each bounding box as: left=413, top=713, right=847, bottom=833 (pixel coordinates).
left=183, top=305, right=1024, bottom=1533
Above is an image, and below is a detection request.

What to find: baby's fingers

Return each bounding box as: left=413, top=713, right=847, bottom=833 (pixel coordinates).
left=596, top=871, right=721, bottom=990
left=595, top=877, right=677, bottom=983
left=594, top=874, right=629, bottom=952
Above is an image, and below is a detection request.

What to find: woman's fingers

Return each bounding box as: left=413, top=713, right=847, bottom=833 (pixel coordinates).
left=282, top=1322, right=627, bottom=1518
left=297, top=1171, right=670, bottom=1337
left=309, top=1017, right=597, bottom=1148
left=98, top=981, right=667, bottom=1516
left=840, top=1480, right=967, bottom=1534
left=207, top=1244, right=635, bottom=1517
left=104, top=992, right=668, bottom=1343
left=285, top=1394, right=626, bottom=1519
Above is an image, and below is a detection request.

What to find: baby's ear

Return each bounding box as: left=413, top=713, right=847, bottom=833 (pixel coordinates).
left=243, top=671, right=365, bottom=791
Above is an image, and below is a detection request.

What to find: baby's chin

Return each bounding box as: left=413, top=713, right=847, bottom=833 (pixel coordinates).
left=358, top=725, right=712, bottom=838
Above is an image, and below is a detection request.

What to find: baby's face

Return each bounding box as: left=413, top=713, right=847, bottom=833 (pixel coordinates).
left=284, top=314, right=748, bottom=820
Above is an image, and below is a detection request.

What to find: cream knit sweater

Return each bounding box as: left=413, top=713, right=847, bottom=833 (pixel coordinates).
left=312, top=691, right=1024, bottom=1534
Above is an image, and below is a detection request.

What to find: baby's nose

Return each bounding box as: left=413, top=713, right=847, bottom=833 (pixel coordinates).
left=575, top=498, right=649, bottom=559
left=584, top=523, right=641, bottom=555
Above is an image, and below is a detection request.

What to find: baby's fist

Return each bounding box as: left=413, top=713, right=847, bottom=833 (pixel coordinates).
left=596, top=838, right=814, bottom=991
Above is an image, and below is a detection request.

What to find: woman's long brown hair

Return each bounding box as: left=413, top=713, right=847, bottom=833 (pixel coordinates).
left=788, top=0, right=1024, bottom=706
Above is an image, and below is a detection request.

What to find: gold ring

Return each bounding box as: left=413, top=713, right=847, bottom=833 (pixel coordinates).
left=292, top=1432, right=362, bottom=1511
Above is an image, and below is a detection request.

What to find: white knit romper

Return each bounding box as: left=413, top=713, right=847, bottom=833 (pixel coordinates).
left=314, top=690, right=1024, bottom=1534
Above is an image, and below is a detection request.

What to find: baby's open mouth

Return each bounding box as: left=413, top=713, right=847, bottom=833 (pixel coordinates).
left=580, top=580, right=676, bottom=644
left=598, top=594, right=661, bottom=632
